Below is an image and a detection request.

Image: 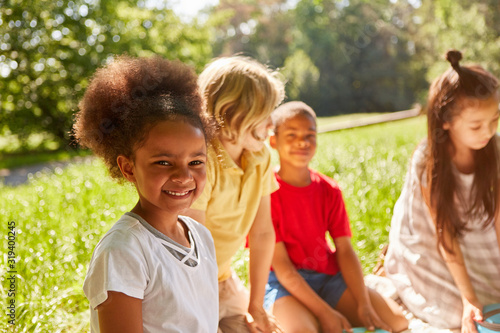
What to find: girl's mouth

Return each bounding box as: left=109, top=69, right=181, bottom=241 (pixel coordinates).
left=164, top=189, right=193, bottom=197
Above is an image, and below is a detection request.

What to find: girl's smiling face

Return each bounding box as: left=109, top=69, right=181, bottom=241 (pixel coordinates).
left=444, top=94, right=499, bottom=152
left=119, top=119, right=207, bottom=219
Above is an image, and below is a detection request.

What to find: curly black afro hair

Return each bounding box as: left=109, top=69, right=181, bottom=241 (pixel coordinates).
left=73, top=55, right=212, bottom=180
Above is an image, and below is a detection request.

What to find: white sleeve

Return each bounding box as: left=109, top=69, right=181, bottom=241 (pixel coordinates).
left=83, top=229, right=149, bottom=310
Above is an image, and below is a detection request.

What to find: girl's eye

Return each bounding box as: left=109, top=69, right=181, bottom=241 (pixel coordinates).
left=157, top=161, right=171, bottom=166
left=189, top=160, right=204, bottom=166
left=470, top=126, right=481, bottom=131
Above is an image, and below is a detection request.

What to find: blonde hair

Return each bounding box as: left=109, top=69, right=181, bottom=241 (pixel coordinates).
left=198, top=56, right=285, bottom=142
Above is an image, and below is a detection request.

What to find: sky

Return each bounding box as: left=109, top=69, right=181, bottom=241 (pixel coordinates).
left=168, top=0, right=220, bottom=22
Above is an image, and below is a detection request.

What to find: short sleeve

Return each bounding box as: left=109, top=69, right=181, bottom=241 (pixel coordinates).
left=327, top=186, right=352, bottom=239
left=261, top=147, right=279, bottom=197
left=83, top=229, right=149, bottom=310
left=271, top=190, right=283, bottom=243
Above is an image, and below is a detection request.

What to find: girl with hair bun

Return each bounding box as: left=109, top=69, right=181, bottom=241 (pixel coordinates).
left=75, top=56, right=218, bottom=333
left=385, top=50, right=500, bottom=332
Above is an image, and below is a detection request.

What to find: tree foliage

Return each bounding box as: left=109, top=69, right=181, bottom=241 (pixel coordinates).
left=212, top=0, right=500, bottom=117
left=2, top=0, right=500, bottom=151
left=0, top=0, right=213, bottom=151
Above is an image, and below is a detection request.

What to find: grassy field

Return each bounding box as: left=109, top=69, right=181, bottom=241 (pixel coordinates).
left=0, top=115, right=426, bottom=332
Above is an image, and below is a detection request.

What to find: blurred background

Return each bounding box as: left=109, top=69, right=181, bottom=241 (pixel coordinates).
left=0, top=0, right=500, bottom=154
left=3, top=2, right=500, bottom=331
left=2, top=0, right=500, bottom=156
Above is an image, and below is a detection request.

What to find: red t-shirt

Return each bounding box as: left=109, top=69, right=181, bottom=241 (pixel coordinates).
left=271, top=169, right=352, bottom=275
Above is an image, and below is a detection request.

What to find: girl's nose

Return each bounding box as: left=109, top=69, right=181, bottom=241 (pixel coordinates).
left=172, top=167, right=193, bottom=184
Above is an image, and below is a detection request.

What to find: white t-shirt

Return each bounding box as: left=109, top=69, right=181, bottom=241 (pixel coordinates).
left=83, top=213, right=219, bottom=333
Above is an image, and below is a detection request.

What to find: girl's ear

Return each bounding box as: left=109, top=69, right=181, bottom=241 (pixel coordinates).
left=269, top=133, right=277, bottom=149
left=117, top=155, right=136, bottom=183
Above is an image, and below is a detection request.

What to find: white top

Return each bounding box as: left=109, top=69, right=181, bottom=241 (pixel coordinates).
left=385, top=139, right=500, bottom=329
left=83, top=213, right=219, bottom=333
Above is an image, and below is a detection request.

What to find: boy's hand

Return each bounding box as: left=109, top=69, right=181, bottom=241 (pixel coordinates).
left=357, top=302, right=392, bottom=332
left=317, top=307, right=352, bottom=333
left=246, top=307, right=283, bottom=333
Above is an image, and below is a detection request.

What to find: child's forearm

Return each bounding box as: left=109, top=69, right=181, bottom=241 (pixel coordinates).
left=247, top=195, right=275, bottom=308
left=439, top=237, right=478, bottom=304
left=248, top=227, right=275, bottom=308
left=336, top=239, right=370, bottom=305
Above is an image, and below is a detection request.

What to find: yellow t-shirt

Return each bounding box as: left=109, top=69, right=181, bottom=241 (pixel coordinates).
left=191, top=138, right=278, bottom=281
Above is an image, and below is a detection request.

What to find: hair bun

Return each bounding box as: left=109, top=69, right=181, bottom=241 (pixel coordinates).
left=446, top=50, right=462, bottom=69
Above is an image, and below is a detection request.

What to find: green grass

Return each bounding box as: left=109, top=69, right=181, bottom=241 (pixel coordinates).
left=311, top=116, right=426, bottom=269
left=0, top=149, right=92, bottom=170
left=316, top=112, right=389, bottom=128
left=1, top=160, right=138, bottom=332
left=0, top=116, right=426, bottom=332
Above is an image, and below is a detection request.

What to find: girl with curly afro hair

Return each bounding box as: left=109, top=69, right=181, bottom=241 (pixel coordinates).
left=75, top=56, right=218, bottom=333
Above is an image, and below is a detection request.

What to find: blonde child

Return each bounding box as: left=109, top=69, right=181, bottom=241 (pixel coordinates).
left=385, top=50, right=500, bottom=332
left=185, top=56, right=285, bottom=333
left=75, top=56, right=218, bottom=332
left=264, top=101, right=408, bottom=333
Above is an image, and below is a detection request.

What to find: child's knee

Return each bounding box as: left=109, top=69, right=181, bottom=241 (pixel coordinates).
left=390, top=313, right=409, bottom=333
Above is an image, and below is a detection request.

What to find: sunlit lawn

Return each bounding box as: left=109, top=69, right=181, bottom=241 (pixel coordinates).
left=0, top=115, right=426, bottom=332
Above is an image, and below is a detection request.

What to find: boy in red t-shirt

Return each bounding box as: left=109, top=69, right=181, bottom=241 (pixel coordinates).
left=265, top=101, right=408, bottom=333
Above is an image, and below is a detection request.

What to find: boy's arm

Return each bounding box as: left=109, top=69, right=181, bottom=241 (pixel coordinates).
left=247, top=194, right=279, bottom=333
left=97, top=291, right=143, bottom=333
left=272, top=242, right=352, bottom=333
left=334, top=236, right=389, bottom=331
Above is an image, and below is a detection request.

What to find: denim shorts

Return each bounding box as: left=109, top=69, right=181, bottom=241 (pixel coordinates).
left=264, top=269, right=347, bottom=310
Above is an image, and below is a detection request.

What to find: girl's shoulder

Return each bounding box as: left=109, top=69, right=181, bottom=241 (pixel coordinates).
left=410, top=139, right=428, bottom=168
left=95, top=214, right=150, bottom=251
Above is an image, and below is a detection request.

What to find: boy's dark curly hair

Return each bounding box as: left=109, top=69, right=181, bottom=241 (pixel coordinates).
left=271, top=101, right=316, bottom=133
left=73, top=55, right=212, bottom=180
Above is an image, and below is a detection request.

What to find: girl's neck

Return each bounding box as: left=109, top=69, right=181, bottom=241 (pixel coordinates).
left=219, top=136, right=244, bottom=167
left=277, top=164, right=311, bottom=187
left=131, top=203, right=190, bottom=246
left=449, top=143, right=475, bottom=174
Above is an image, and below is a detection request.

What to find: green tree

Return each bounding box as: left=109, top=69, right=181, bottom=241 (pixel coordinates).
left=279, top=0, right=418, bottom=115
left=408, top=0, right=500, bottom=83
left=282, top=49, right=320, bottom=103
left=0, top=0, right=213, bottom=152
